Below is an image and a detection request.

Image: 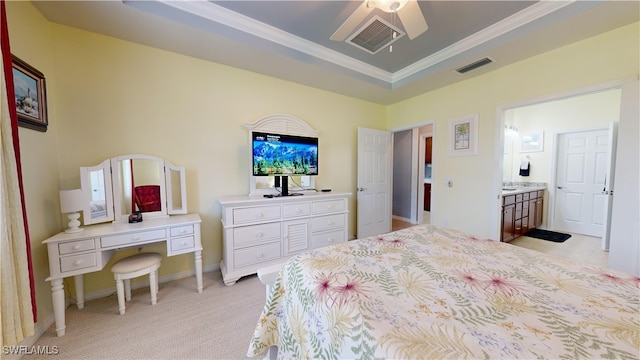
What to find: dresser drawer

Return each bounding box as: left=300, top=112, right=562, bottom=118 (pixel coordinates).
left=60, top=253, right=97, bottom=272
left=312, top=199, right=345, bottom=215
left=169, top=236, right=195, bottom=252
left=233, top=206, right=281, bottom=224
left=311, top=214, right=345, bottom=233
left=282, top=202, right=311, bottom=218
left=234, top=242, right=281, bottom=268
left=312, top=229, right=346, bottom=249
left=59, top=238, right=95, bottom=255
left=170, top=224, right=194, bottom=237
left=101, top=229, right=167, bottom=248
left=234, top=223, right=281, bottom=248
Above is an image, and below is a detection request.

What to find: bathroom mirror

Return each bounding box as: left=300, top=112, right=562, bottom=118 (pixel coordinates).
left=80, top=154, right=187, bottom=225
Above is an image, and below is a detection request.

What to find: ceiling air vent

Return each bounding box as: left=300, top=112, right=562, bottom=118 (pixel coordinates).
left=347, top=16, right=404, bottom=54
left=455, top=57, right=494, bottom=74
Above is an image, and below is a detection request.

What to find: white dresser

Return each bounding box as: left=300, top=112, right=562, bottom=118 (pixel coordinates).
left=219, top=192, right=350, bottom=285
left=44, top=213, right=203, bottom=336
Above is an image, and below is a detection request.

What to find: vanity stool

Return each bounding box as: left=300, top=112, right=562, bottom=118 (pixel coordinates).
left=110, top=252, right=162, bottom=315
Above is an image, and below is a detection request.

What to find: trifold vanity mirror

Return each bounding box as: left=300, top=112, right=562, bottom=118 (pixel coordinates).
left=80, top=154, right=187, bottom=225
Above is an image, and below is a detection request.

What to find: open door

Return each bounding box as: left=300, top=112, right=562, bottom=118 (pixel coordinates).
left=601, top=121, right=618, bottom=250
left=357, top=127, right=392, bottom=238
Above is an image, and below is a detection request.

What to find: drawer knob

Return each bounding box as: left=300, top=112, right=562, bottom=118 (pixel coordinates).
left=328, top=238, right=334, bottom=243
left=256, top=231, right=264, bottom=237
left=182, top=241, right=188, bottom=246
left=73, top=244, right=81, bottom=250
left=180, top=229, right=186, bottom=234
left=257, top=213, right=264, bottom=218
left=256, top=252, right=264, bottom=258
left=327, top=221, right=334, bottom=225
left=133, top=236, right=141, bottom=241
left=74, top=260, right=83, bottom=266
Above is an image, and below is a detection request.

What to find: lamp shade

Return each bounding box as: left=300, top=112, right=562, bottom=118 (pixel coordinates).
left=59, top=189, right=84, bottom=213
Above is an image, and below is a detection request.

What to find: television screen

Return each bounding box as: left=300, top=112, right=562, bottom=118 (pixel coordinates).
left=252, top=132, right=318, bottom=176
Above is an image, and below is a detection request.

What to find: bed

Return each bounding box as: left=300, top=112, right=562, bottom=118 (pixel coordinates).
left=247, top=224, right=639, bottom=359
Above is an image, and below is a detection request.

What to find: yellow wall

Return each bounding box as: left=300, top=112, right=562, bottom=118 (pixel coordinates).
left=503, top=89, right=621, bottom=184
left=387, top=22, right=639, bottom=237
left=6, top=1, right=639, bottom=332
left=7, top=1, right=385, bottom=327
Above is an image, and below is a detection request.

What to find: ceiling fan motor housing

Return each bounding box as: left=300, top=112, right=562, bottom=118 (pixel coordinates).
left=368, top=0, right=409, bottom=13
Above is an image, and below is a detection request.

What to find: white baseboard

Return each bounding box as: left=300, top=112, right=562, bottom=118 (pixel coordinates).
left=392, top=215, right=415, bottom=224
left=9, top=263, right=222, bottom=355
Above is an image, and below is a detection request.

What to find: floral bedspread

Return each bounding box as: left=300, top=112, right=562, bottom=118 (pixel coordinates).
left=247, top=225, right=639, bottom=359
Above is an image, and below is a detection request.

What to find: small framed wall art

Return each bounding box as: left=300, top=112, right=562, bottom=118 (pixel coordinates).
left=520, top=131, right=543, bottom=153
left=448, top=114, right=478, bottom=157
left=12, top=55, right=48, bottom=132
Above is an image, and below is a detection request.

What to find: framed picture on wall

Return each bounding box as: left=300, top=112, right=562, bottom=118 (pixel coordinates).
left=448, top=114, right=478, bottom=157
left=12, top=55, right=48, bottom=132
left=520, top=131, right=543, bottom=152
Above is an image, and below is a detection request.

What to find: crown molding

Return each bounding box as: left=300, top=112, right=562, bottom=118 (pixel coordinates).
left=147, top=0, right=574, bottom=87
left=392, top=0, right=575, bottom=83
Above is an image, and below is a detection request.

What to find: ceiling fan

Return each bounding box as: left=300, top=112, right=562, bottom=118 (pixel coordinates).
left=330, top=0, right=428, bottom=41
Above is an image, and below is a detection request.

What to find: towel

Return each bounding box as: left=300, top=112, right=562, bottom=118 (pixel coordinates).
left=519, top=159, right=530, bottom=177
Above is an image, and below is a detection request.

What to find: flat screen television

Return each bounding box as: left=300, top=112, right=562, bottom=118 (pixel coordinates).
left=252, top=131, right=318, bottom=176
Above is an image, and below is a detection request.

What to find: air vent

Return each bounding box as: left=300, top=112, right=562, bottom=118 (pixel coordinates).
left=347, top=16, right=404, bottom=54
left=455, top=57, right=494, bottom=74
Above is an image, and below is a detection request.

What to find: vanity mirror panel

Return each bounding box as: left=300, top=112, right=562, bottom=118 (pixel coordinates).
left=79, top=154, right=187, bottom=224
left=165, top=160, right=187, bottom=214
left=111, top=154, right=167, bottom=222
left=80, top=159, right=114, bottom=225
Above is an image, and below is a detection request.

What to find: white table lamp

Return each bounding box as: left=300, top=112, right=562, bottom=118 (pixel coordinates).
left=59, top=189, right=84, bottom=233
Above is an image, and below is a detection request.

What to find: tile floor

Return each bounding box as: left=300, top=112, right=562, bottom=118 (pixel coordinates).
left=391, top=219, right=608, bottom=268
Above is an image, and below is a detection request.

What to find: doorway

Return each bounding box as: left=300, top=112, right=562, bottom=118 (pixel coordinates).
left=391, top=122, right=434, bottom=226
left=494, top=80, right=627, bottom=245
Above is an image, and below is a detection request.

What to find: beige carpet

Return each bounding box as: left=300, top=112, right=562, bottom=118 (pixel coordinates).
left=30, top=271, right=266, bottom=359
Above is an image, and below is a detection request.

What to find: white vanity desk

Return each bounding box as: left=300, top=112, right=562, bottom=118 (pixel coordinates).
left=44, top=214, right=202, bottom=337
left=46, top=154, right=201, bottom=337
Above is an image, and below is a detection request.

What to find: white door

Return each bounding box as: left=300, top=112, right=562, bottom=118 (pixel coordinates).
left=554, top=129, right=610, bottom=237
left=601, top=122, right=618, bottom=250
left=357, top=127, right=392, bottom=238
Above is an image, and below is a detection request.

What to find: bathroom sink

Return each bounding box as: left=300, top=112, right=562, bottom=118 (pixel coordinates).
left=502, top=187, right=518, bottom=191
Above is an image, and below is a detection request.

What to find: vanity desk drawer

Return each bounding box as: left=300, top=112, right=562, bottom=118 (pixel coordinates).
left=101, top=229, right=167, bottom=248
left=171, top=225, right=194, bottom=237
left=169, top=236, right=196, bottom=253
left=59, top=238, right=96, bottom=255
left=60, top=253, right=98, bottom=272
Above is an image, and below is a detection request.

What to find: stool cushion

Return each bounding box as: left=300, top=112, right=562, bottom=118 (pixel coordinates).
left=111, top=253, right=162, bottom=274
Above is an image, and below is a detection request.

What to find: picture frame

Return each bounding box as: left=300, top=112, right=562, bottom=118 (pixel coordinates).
left=520, top=131, right=543, bottom=153
left=12, top=55, right=48, bottom=132
left=448, top=114, right=478, bottom=157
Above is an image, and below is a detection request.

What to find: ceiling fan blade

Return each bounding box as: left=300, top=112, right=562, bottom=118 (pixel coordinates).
left=397, top=0, right=428, bottom=40
left=330, top=1, right=374, bottom=41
